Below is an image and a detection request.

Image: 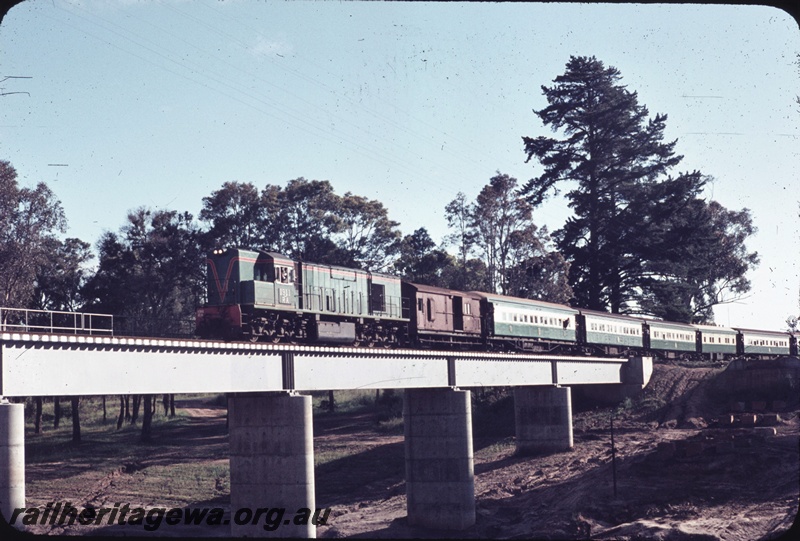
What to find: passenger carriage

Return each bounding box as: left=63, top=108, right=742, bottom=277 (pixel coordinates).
left=577, top=309, right=645, bottom=355
left=645, top=319, right=698, bottom=359
left=470, top=292, right=578, bottom=352
left=735, top=328, right=793, bottom=359
left=693, top=323, right=738, bottom=360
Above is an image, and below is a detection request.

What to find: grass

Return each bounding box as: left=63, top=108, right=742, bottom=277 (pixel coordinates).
left=23, top=395, right=231, bottom=509
left=21, top=389, right=526, bottom=511
left=311, top=389, right=385, bottom=414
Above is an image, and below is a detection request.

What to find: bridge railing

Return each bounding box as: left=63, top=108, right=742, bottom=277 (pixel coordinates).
left=0, top=307, right=114, bottom=336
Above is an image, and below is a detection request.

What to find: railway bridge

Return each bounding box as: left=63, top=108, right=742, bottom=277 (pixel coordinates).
left=0, top=331, right=652, bottom=537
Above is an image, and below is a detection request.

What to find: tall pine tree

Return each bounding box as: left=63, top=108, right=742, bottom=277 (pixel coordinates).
left=522, top=56, right=681, bottom=313
left=521, top=56, right=757, bottom=321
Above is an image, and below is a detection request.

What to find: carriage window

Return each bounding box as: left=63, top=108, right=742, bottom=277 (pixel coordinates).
left=464, top=303, right=471, bottom=315
left=418, top=299, right=424, bottom=312
left=427, top=299, right=433, bottom=321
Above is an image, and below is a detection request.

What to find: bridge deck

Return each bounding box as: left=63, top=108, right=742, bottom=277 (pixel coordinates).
left=0, top=332, right=651, bottom=397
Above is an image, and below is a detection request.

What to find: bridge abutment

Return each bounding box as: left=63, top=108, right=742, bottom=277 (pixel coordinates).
left=514, top=385, right=573, bottom=455
left=0, top=400, right=24, bottom=523
left=228, top=392, right=315, bottom=538
left=403, top=388, right=475, bottom=530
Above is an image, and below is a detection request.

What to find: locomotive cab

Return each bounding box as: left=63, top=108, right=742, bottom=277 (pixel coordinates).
left=196, top=248, right=301, bottom=339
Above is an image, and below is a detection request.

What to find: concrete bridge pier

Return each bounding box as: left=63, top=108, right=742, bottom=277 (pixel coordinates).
left=0, top=399, right=25, bottom=523
left=228, top=392, right=315, bottom=538
left=514, top=385, right=574, bottom=455
left=403, top=388, right=475, bottom=530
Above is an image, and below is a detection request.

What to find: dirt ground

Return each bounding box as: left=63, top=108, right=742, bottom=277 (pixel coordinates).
left=11, top=362, right=800, bottom=540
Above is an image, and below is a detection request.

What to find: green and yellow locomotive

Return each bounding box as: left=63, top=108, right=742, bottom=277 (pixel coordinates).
left=196, top=248, right=406, bottom=345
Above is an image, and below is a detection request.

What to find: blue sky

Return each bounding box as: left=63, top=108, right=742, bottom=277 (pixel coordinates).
left=1, top=1, right=798, bottom=331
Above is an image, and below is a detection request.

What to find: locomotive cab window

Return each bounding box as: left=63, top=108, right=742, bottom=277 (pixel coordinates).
left=254, top=263, right=269, bottom=282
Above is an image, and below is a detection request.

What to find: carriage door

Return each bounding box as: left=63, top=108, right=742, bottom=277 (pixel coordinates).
left=453, top=296, right=464, bottom=332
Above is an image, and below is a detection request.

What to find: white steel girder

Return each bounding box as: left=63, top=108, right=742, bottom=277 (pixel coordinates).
left=0, top=332, right=651, bottom=396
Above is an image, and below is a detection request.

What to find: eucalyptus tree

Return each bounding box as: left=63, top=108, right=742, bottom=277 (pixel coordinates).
left=332, top=192, right=401, bottom=272
left=83, top=208, right=205, bottom=336
left=32, top=237, right=93, bottom=312
left=443, top=192, right=477, bottom=291
left=393, top=228, right=457, bottom=288
left=82, top=208, right=204, bottom=441
left=0, top=160, right=67, bottom=309
left=199, top=181, right=271, bottom=251
left=469, top=173, right=571, bottom=301
left=636, top=193, right=759, bottom=323
left=200, top=178, right=402, bottom=271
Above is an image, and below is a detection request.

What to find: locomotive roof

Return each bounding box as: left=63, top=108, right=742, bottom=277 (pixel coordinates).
left=219, top=247, right=294, bottom=263
left=468, top=291, right=579, bottom=313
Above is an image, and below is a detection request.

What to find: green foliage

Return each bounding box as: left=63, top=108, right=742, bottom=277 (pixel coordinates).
left=443, top=174, right=572, bottom=302
left=32, top=237, right=93, bottom=311
left=81, top=208, right=205, bottom=336
left=393, top=227, right=458, bottom=287
left=200, top=178, right=401, bottom=272
left=521, top=56, right=757, bottom=319
left=0, top=160, right=68, bottom=308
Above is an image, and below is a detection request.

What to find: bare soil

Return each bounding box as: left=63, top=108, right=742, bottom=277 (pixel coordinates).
left=12, top=362, right=800, bottom=539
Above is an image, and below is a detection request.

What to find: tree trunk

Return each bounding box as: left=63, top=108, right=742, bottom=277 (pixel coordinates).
left=328, top=390, right=336, bottom=412
left=102, top=395, right=107, bottom=423
left=117, top=396, right=125, bottom=430
left=131, top=395, right=141, bottom=425
left=141, top=395, right=153, bottom=442
left=125, top=395, right=130, bottom=420
left=71, top=396, right=81, bottom=443
left=34, top=397, right=42, bottom=434
left=54, top=397, right=61, bottom=428
left=162, top=394, right=170, bottom=416
left=169, top=394, right=175, bottom=418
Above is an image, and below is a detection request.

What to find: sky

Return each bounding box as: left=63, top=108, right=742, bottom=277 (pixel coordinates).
left=1, top=1, right=798, bottom=332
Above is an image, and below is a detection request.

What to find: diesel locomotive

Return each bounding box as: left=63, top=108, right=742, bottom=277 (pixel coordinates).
left=196, top=247, right=798, bottom=360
